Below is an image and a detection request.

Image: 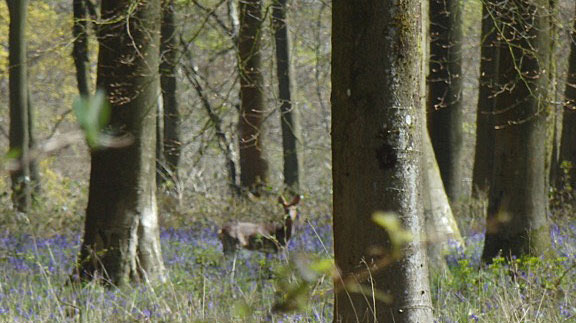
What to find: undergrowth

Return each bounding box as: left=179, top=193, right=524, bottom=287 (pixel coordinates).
left=0, top=189, right=575, bottom=322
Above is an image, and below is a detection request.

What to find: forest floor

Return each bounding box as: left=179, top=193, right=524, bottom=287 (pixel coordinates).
left=0, top=194, right=575, bottom=322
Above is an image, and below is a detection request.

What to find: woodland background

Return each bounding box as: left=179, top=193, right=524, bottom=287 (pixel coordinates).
left=0, top=0, right=576, bottom=322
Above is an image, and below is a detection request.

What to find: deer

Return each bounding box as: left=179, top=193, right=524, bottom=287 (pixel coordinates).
left=218, top=195, right=302, bottom=255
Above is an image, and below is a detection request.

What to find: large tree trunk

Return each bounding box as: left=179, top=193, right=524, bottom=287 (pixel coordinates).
left=76, top=0, right=166, bottom=286
left=428, top=0, right=465, bottom=201
left=72, top=0, right=91, bottom=97
left=472, top=2, right=499, bottom=197
left=482, top=0, right=553, bottom=262
left=237, top=0, right=268, bottom=194
left=272, top=0, right=301, bottom=193
left=557, top=5, right=576, bottom=205
left=7, top=0, right=31, bottom=212
left=158, top=0, right=181, bottom=187
left=332, top=1, right=433, bottom=322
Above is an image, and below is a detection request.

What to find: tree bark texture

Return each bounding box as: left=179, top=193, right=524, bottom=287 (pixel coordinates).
left=72, top=0, right=91, bottom=97
left=159, top=0, right=181, bottom=186
left=156, top=94, right=165, bottom=186
left=238, top=0, right=268, bottom=194
left=27, top=90, right=40, bottom=194
left=7, top=0, right=31, bottom=212
left=482, top=0, right=553, bottom=262
left=557, top=5, right=576, bottom=204
left=472, top=2, right=499, bottom=197
left=428, top=0, right=465, bottom=202
left=77, top=0, right=166, bottom=286
left=422, top=131, right=464, bottom=257
left=332, top=1, right=434, bottom=322
left=272, top=0, right=301, bottom=193
left=227, top=0, right=240, bottom=40
left=546, top=0, right=558, bottom=190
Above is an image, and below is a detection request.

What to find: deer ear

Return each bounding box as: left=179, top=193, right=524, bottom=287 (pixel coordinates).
left=278, top=196, right=287, bottom=206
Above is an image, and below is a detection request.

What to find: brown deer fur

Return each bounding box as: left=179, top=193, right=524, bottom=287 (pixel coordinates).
left=218, top=195, right=301, bottom=254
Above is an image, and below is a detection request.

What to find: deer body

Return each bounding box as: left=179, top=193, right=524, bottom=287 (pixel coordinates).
left=218, top=195, right=301, bottom=254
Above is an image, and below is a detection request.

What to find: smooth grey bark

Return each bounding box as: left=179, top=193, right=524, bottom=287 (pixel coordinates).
left=77, top=0, right=166, bottom=286
left=227, top=0, right=239, bottom=40
left=547, top=0, right=559, bottom=190
left=158, top=0, right=181, bottom=187
left=421, top=0, right=456, bottom=272
left=73, top=0, right=91, bottom=97
left=237, top=0, right=268, bottom=195
left=27, top=90, right=40, bottom=194
left=7, top=0, right=31, bottom=212
left=332, top=1, right=433, bottom=322
left=472, top=2, right=499, bottom=197
left=423, top=131, right=464, bottom=254
left=482, top=0, right=553, bottom=262
left=156, top=95, right=165, bottom=187
left=272, top=0, right=301, bottom=193
left=557, top=5, right=576, bottom=204
left=428, top=0, right=465, bottom=202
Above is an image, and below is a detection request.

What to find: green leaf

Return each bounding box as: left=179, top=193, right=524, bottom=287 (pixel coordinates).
left=73, top=90, right=110, bottom=148
left=308, top=258, right=334, bottom=275
left=372, top=212, right=413, bottom=252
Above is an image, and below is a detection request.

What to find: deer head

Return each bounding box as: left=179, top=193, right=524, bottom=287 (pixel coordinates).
left=218, top=195, right=302, bottom=254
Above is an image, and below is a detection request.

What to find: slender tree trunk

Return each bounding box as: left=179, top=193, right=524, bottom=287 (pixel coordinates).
left=180, top=54, right=240, bottom=194
left=73, top=0, right=91, bottom=97
left=472, top=2, right=499, bottom=197
left=237, top=0, right=268, bottom=195
left=156, top=95, right=165, bottom=186
left=227, top=0, right=239, bottom=41
left=423, top=131, right=464, bottom=265
left=158, top=0, right=181, bottom=186
left=272, top=0, right=301, bottom=193
left=482, top=0, right=553, bottom=262
left=547, top=0, right=559, bottom=190
left=332, top=1, right=433, bottom=322
left=27, top=90, right=40, bottom=194
left=76, top=0, right=165, bottom=286
left=557, top=5, right=576, bottom=205
left=428, top=0, right=465, bottom=202
left=7, top=0, right=31, bottom=212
